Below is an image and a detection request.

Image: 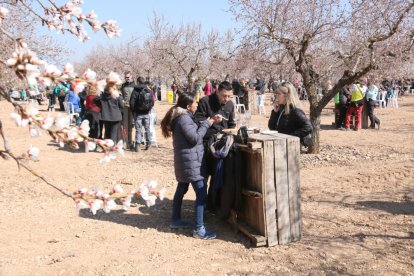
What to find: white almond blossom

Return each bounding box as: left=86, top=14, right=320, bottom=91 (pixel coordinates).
left=82, top=68, right=96, bottom=81
left=113, top=184, right=124, bottom=194
left=27, top=145, right=40, bottom=161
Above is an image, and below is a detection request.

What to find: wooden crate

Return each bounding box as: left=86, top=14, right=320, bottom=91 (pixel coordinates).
left=233, top=133, right=302, bottom=246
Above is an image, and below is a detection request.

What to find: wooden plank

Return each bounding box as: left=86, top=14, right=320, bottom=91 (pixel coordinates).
left=256, top=149, right=266, bottom=235
left=274, top=138, right=291, bottom=244
left=263, top=140, right=278, bottom=246
left=237, top=220, right=267, bottom=247
left=236, top=144, right=261, bottom=154
left=247, top=141, right=262, bottom=149
left=238, top=150, right=265, bottom=236
left=248, top=133, right=278, bottom=141
left=287, top=137, right=302, bottom=241
left=362, top=105, right=369, bottom=129
left=238, top=193, right=265, bottom=235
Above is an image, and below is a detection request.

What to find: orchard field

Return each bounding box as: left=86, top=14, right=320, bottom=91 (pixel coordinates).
left=0, top=95, right=413, bottom=275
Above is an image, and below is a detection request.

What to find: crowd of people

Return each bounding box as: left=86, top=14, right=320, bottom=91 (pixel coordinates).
left=332, top=77, right=412, bottom=131
left=37, top=73, right=158, bottom=151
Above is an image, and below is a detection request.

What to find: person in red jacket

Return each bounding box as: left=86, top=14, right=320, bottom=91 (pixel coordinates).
left=84, top=84, right=101, bottom=139
left=203, top=78, right=212, bottom=97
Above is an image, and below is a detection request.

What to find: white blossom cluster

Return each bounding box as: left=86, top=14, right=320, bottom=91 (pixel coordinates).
left=10, top=102, right=125, bottom=163
left=0, top=1, right=121, bottom=50
left=74, top=181, right=167, bottom=215
left=42, top=0, right=121, bottom=42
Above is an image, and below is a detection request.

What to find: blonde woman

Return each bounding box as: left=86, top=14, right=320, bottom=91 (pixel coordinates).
left=94, top=78, right=124, bottom=142
left=268, top=82, right=313, bottom=146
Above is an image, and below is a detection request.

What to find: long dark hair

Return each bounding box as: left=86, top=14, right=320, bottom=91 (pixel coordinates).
left=161, top=92, right=196, bottom=138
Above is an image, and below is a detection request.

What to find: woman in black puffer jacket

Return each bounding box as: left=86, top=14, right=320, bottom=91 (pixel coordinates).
left=94, top=80, right=124, bottom=143
left=161, top=92, right=222, bottom=240
left=268, top=82, right=313, bottom=146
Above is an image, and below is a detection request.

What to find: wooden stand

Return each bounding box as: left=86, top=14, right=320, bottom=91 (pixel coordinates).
left=232, top=133, right=302, bottom=246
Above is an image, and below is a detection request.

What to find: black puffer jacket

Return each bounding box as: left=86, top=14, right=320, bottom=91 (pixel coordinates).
left=129, top=84, right=152, bottom=116
left=94, top=90, right=124, bottom=122
left=268, top=104, right=313, bottom=143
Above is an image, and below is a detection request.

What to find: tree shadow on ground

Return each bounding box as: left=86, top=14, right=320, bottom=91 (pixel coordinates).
left=353, top=231, right=414, bottom=241
left=78, top=197, right=252, bottom=247
left=355, top=200, right=414, bottom=215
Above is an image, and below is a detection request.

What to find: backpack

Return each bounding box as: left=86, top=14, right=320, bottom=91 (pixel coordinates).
left=135, top=87, right=154, bottom=112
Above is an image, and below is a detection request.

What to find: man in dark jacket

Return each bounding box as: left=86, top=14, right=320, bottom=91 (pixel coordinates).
left=232, top=78, right=248, bottom=106
left=121, top=71, right=135, bottom=149
left=194, top=81, right=236, bottom=213
left=129, top=76, right=153, bottom=152
left=195, top=81, right=236, bottom=142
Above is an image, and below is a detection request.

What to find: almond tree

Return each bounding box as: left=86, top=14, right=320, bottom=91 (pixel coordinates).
left=229, top=0, right=414, bottom=153
left=77, top=38, right=146, bottom=80
left=147, top=14, right=217, bottom=90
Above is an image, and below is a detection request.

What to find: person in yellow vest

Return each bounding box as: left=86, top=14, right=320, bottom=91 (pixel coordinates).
left=344, top=78, right=367, bottom=131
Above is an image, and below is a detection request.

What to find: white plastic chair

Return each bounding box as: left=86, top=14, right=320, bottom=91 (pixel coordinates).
left=148, top=108, right=158, bottom=147
left=258, top=95, right=266, bottom=115
left=63, top=102, right=80, bottom=125
left=377, top=91, right=386, bottom=109
left=387, top=91, right=399, bottom=108
left=233, top=95, right=246, bottom=113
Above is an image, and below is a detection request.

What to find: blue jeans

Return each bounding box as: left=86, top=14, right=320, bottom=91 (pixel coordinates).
left=172, top=180, right=207, bottom=229
left=134, top=114, right=151, bottom=145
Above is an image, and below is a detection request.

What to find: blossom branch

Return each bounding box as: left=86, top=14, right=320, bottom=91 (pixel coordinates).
left=0, top=147, right=72, bottom=197
left=72, top=182, right=167, bottom=215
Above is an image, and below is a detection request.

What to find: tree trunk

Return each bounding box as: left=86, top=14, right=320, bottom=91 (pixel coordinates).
left=308, top=107, right=321, bottom=154
left=301, top=71, right=321, bottom=154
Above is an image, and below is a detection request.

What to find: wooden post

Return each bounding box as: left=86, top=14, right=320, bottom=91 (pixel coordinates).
left=274, top=138, right=291, bottom=244
left=263, top=140, right=278, bottom=246
left=362, top=103, right=369, bottom=129
left=287, top=138, right=302, bottom=241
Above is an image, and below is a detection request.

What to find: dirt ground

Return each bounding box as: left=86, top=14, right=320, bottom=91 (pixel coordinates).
left=0, top=94, right=413, bottom=276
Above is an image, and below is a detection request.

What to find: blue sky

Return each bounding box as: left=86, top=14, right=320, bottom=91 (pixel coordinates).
left=44, top=0, right=237, bottom=62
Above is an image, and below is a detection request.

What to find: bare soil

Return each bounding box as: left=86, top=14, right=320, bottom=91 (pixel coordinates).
left=0, top=95, right=413, bottom=276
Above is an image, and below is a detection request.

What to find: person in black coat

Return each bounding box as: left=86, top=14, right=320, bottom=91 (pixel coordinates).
left=161, top=92, right=222, bottom=240
left=231, top=78, right=248, bottom=105
left=129, top=76, right=153, bottom=152
left=268, top=82, right=313, bottom=146
left=94, top=81, right=124, bottom=143
left=194, top=81, right=236, bottom=212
